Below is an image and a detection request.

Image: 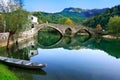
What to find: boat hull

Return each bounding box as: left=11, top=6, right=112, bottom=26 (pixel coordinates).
left=0, top=56, right=46, bottom=70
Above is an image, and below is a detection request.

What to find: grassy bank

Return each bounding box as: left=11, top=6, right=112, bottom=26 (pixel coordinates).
left=0, top=63, right=19, bottom=80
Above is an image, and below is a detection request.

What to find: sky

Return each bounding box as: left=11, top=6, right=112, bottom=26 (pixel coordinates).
left=24, top=0, right=120, bottom=13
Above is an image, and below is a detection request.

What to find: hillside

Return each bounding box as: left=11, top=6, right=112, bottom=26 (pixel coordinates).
left=62, top=7, right=108, bottom=17
left=82, top=5, right=120, bottom=29
left=32, top=7, right=107, bottom=25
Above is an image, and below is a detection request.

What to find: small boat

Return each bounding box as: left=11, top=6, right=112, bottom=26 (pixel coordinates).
left=0, top=56, right=46, bottom=69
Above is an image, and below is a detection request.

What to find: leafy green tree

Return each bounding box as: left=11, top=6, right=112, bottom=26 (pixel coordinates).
left=0, top=0, right=28, bottom=49
left=0, top=14, right=4, bottom=31
left=0, top=14, right=3, bottom=23
left=38, top=19, right=43, bottom=24
left=5, top=9, right=29, bottom=49
left=58, top=17, right=68, bottom=24
left=0, top=0, right=29, bottom=49
left=107, top=16, right=120, bottom=34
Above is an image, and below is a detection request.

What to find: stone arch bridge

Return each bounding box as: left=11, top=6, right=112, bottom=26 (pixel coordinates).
left=34, top=23, right=94, bottom=36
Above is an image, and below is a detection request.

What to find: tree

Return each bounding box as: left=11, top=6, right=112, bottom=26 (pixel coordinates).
left=0, top=0, right=29, bottom=49
left=0, top=0, right=23, bottom=13
left=0, top=14, right=4, bottom=31
left=96, top=24, right=102, bottom=31
left=58, top=17, right=68, bottom=24
left=107, top=16, right=120, bottom=34
left=5, top=9, right=29, bottom=49
left=65, top=18, right=74, bottom=25
left=38, top=19, right=43, bottom=24
left=0, top=0, right=24, bottom=32
left=0, top=14, right=4, bottom=24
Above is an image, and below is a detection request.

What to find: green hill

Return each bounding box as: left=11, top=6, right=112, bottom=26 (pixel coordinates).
left=32, top=7, right=107, bottom=25
left=32, top=11, right=86, bottom=25
left=82, top=5, right=120, bottom=29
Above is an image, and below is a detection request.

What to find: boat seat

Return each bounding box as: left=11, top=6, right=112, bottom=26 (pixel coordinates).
left=25, top=62, right=33, bottom=66
left=0, top=58, right=7, bottom=61
left=38, top=64, right=43, bottom=66
left=15, top=60, right=23, bottom=64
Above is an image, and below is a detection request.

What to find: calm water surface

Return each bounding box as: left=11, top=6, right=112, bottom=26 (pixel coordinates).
left=0, top=30, right=120, bottom=80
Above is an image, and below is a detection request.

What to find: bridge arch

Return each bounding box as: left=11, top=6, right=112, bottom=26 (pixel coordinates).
left=37, top=24, right=64, bottom=36
left=75, top=28, right=92, bottom=37
left=65, top=28, right=72, bottom=36
left=36, top=23, right=93, bottom=37
left=83, top=29, right=92, bottom=37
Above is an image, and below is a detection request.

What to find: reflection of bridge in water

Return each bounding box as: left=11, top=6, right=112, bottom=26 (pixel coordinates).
left=37, top=36, right=91, bottom=49
left=35, top=23, right=94, bottom=36
left=8, top=37, right=120, bottom=59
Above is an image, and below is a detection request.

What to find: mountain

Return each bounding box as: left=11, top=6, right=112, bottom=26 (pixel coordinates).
left=82, top=5, right=120, bottom=29
left=32, top=7, right=108, bottom=24
left=62, top=7, right=85, bottom=13
left=62, top=7, right=108, bottom=17
left=56, top=10, right=86, bottom=24
left=81, top=8, right=108, bottom=17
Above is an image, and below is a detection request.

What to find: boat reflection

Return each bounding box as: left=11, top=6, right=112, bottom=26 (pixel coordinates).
left=9, top=67, right=47, bottom=75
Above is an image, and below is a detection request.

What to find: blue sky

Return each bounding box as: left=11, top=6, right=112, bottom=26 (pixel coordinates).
left=24, top=0, right=120, bottom=13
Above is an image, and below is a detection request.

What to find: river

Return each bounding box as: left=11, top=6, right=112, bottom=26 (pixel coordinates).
left=0, top=29, right=120, bottom=80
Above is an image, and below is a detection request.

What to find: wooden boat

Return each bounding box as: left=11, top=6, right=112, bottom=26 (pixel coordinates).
left=0, top=56, right=46, bottom=69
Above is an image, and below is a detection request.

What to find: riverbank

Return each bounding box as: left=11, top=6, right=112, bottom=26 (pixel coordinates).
left=0, top=28, right=38, bottom=47
left=0, top=33, right=120, bottom=47
left=0, top=35, right=35, bottom=47
left=102, top=35, right=120, bottom=39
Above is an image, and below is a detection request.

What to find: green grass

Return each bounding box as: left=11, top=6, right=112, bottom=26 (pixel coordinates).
left=0, top=63, right=19, bottom=80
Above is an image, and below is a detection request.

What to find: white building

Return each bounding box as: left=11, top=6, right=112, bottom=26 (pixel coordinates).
left=19, top=15, right=39, bottom=37
left=29, top=15, right=38, bottom=24
left=29, top=50, right=38, bottom=57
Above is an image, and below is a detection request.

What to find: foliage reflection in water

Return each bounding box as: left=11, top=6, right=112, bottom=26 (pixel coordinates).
left=37, top=27, right=62, bottom=46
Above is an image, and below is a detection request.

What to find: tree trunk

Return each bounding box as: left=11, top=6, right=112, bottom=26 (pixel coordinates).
left=6, top=32, right=13, bottom=50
